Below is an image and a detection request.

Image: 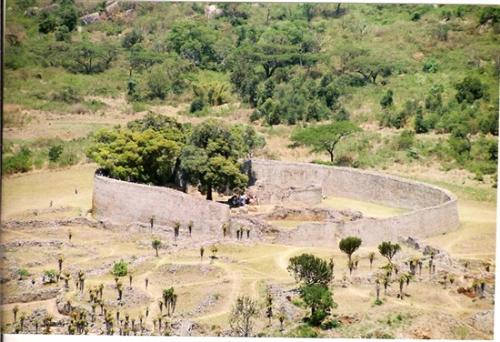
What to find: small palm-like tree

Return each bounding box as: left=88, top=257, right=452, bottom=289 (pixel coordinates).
left=188, top=220, right=193, bottom=237
left=12, top=305, right=19, bottom=322
left=222, top=223, right=229, bottom=238
left=43, top=314, right=53, bottom=334
left=68, top=230, right=72, bottom=242
left=163, top=287, right=177, bottom=316
left=152, top=239, right=161, bottom=257
left=368, top=252, right=375, bottom=270
left=129, top=274, right=133, bottom=289
left=278, top=307, right=286, bottom=331
left=200, top=246, right=205, bottom=262
left=19, top=312, right=26, bottom=332
left=58, top=255, right=64, bottom=274
left=99, top=283, right=104, bottom=300
left=265, top=291, right=273, bottom=327
left=104, top=311, right=114, bottom=335
left=210, top=245, right=218, bottom=263
left=173, top=221, right=180, bottom=241
left=117, top=282, right=124, bottom=301
left=150, top=215, right=155, bottom=232
left=375, top=279, right=381, bottom=303
left=145, top=277, right=149, bottom=290
left=62, top=271, right=71, bottom=290
left=78, top=270, right=85, bottom=293
left=383, top=275, right=390, bottom=295
left=398, top=275, right=407, bottom=299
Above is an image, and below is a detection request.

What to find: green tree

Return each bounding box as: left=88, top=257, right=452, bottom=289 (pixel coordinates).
left=287, top=253, right=333, bottom=286
left=152, top=239, right=161, bottom=257
left=378, top=241, right=401, bottom=264
left=455, top=77, right=486, bottom=104
left=180, top=119, right=248, bottom=200
left=291, top=121, right=361, bottom=162
left=166, top=20, right=222, bottom=68
left=339, top=236, right=362, bottom=264
left=299, top=284, right=334, bottom=326
left=112, top=260, right=128, bottom=277
left=87, top=115, right=186, bottom=186
left=67, top=40, right=117, bottom=74
left=146, top=59, right=190, bottom=99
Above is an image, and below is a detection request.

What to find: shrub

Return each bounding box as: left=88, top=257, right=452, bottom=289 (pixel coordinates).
left=51, top=87, right=81, bottom=103
left=190, top=97, right=205, bottom=113
left=17, top=268, right=30, bottom=280
left=112, top=260, right=128, bottom=277
left=434, top=25, right=449, bottom=42
left=58, top=151, right=78, bottom=167
left=380, top=90, right=394, bottom=108
left=321, top=319, right=341, bottom=330
left=422, top=59, right=438, bottom=73
left=43, top=270, right=58, bottom=283
left=396, top=130, right=415, bottom=150
left=2, top=147, right=32, bottom=174
left=122, top=29, right=143, bottom=49
left=455, top=77, right=486, bottom=104
left=410, top=12, right=421, bottom=21
left=48, top=145, right=64, bottom=163
left=289, top=324, right=319, bottom=338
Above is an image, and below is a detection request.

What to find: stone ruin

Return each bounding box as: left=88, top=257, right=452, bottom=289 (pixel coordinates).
left=92, top=159, right=460, bottom=247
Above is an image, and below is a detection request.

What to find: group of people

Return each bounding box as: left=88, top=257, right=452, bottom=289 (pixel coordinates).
left=228, top=193, right=255, bottom=208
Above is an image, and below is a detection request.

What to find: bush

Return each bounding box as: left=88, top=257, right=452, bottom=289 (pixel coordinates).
left=410, top=12, right=421, bottom=21
left=434, top=25, right=449, bottom=42
left=51, top=87, right=81, bottom=104
left=58, top=151, right=78, bottom=167
left=122, top=29, right=143, bottom=49
left=455, top=77, right=486, bottom=104
left=112, top=260, right=128, bottom=277
left=422, top=59, right=438, bottom=73
left=396, top=130, right=415, bottom=150
left=321, top=319, right=341, bottom=330
left=43, top=270, right=58, bottom=283
left=289, top=324, right=319, bottom=338
left=2, top=147, right=32, bottom=174
left=190, top=97, right=205, bottom=113
left=380, top=90, right=394, bottom=108
left=17, top=268, right=30, bottom=280
left=48, top=145, right=64, bottom=162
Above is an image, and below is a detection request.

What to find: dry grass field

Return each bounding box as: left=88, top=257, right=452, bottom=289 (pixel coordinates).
left=0, top=164, right=495, bottom=338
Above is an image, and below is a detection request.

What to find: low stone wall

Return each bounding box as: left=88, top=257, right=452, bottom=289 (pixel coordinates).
left=247, top=159, right=459, bottom=246
left=93, top=175, right=230, bottom=234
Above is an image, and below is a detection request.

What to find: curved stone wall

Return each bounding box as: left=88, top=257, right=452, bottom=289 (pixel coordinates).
left=246, top=159, right=460, bottom=246
left=92, top=159, right=459, bottom=246
left=93, top=175, right=230, bottom=234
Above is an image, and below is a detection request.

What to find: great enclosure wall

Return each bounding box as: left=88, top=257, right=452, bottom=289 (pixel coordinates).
left=92, top=159, right=460, bottom=246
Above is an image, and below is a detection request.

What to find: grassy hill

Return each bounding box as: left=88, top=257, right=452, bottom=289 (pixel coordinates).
left=3, top=1, right=499, bottom=187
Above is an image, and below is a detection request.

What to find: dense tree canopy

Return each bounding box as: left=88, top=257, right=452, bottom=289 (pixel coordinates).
left=287, top=253, right=333, bottom=286
left=88, top=114, right=263, bottom=200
